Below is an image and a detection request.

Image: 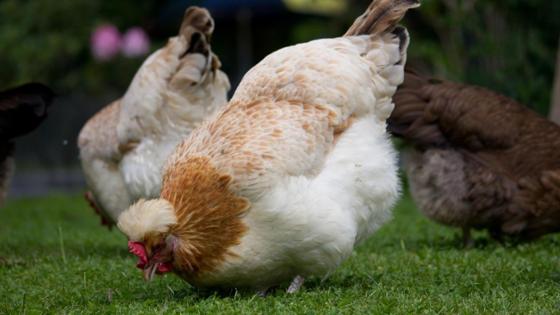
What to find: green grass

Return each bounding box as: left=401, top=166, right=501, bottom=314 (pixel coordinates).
left=1, top=194, right=559, bottom=314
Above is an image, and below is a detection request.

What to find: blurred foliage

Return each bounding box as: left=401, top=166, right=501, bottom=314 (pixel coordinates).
left=284, top=0, right=348, bottom=15
left=0, top=0, right=159, bottom=94
left=0, top=0, right=559, bottom=114
left=376, top=0, right=559, bottom=115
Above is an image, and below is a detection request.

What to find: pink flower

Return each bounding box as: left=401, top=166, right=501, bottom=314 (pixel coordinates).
left=91, top=24, right=122, bottom=61
left=122, top=27, right=150, bottom=58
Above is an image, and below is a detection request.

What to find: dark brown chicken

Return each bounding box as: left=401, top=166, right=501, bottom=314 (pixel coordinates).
left=389, top=69, right=560, bottom=245
left=0, top=83, right=55, bottom=205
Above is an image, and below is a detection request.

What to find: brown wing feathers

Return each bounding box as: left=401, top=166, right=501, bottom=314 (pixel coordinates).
left=389, top=69, right=448, bottom=147
left=390, top=69, right=526, bottom=150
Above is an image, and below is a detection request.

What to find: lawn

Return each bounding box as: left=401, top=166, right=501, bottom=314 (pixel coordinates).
left=1, top=193, right=559, bottom=314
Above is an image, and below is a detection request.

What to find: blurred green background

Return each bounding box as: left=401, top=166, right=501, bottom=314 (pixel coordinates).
left=0, top=0, right=558, bottom=195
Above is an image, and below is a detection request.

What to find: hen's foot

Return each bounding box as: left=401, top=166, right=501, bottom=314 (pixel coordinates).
left=256, top=286, right=277, bottom=297
left=286, top=275, right=305, bottom=294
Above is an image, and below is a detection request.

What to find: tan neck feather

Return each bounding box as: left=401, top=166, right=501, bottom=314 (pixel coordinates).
left=161, top=156, right=250, bottom=279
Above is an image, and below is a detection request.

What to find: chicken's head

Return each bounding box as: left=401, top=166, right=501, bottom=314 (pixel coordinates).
left=118, top=199, right=178, bottom=281
left=128, top=236, right=176, bottom=281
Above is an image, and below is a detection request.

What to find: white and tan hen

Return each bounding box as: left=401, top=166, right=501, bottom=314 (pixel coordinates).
left=118, top=0, right=419, bottom=292
left=78, top=7, right=230, bottom=227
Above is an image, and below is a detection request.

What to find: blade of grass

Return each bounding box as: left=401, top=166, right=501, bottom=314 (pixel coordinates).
left=58, top=225, right=67, bottom=265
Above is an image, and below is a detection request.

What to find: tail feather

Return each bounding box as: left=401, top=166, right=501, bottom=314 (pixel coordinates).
left=180, top=7, right=214, bottom=40
left=179, top=7, right=214, bottom=56
left=345, top=0, right=420, bottom=37
left=179, top=6, right=224, bottom=73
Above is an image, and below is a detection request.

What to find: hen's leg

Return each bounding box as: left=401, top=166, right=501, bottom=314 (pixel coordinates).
left=462, top=226, right=474, bottom=248
left=0, top=142, right=15, bottom=206
left=256, top=285, right=279, bottom=297
left=286, top=275, right=305, bottom=294
left=489, top=227, right=505, bottom=244
left=256, top=289, right=270, bottom=298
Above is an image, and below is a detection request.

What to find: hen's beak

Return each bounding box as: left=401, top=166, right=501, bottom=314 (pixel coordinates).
left=143, top=263, right=158, bottom=282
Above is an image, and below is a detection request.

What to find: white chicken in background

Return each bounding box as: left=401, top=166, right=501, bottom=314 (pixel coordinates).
left=78, top=7, right=230, bottom=227
left=118, top=0, right=419, bottom=293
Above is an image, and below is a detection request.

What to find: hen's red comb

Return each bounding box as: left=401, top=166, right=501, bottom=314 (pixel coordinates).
left=128, top=241, right=148, bottom=269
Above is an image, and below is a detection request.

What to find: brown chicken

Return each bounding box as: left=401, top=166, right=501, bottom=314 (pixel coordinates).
left=389, top=69, right=560, bottom=245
